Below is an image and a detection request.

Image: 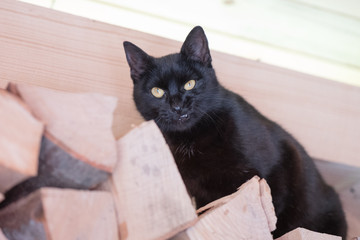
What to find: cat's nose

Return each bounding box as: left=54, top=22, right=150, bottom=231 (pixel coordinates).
left=173, top=106, right=182, bottom=113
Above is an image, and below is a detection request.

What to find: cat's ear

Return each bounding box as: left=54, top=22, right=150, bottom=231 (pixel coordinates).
left=181, top=26, right=212, bottom=67
left=123, top=41, right=153, bottom=83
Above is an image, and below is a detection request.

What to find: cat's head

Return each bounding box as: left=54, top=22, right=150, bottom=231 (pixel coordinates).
left=123, top=26, right=221, bottom=132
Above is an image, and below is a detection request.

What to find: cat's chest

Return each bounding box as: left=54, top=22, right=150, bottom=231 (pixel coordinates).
left=166, top=131, right=238, bottom=171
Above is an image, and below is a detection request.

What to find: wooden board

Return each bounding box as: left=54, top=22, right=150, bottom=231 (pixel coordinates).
left=0, top=188, right=118, bottom=240
left=50, top=0, right=360, bottom=87
left=172, top=177, right=277, bottom=240
left=275, top=227, right=341, bottom=240
left=0, top=0, right=359, bottom=167
left=109, top=121, right=197, bottom=240
left=96, top=0, right=360, bottom=69
left=0, top=89, right=43, bottom=193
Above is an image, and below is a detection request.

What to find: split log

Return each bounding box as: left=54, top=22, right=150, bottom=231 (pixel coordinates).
left=0, top=89, right=43, bottom=193
left=7, top=83, right=117, bottom=172
left=172, top=176, right=277, bottom=240
left=107, top=121, right=197, bottom=240
left=2, top=83, right=118, bottom=207
left=0, top=188, right=118, bottom=240
left=275, top=227, right=341, bottom=240
left=0, top=229, right=7, bottom=240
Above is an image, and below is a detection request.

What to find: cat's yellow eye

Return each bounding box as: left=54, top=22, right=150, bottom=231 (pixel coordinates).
left=151, top=87, right=165, bottom=98
left=184, top=80, right=196, bottom=91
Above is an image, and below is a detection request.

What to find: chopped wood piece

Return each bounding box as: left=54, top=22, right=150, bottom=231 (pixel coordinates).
left=0, top=188, right=118, bottom=240
left=0, top=194, right=3, bottom=203
left=1, top=83, right=117, bottom=207
left=0, top=89, right=43, bottom=193
left=7, top=83, right=117, bottom=172
left=1, top=136, right=110, bottom=208
left=0, top=229, right=7, bottom=240
left=109, top=121, right=197, bottom=240
left=275, top=227, right=341, bottom=240
left=259, top=178, right=277, bottom=232
left=172, top=177, right=277, bottom=240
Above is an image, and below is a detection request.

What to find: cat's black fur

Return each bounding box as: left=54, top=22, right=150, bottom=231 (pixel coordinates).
left=123, top=26, right=347, bottom=238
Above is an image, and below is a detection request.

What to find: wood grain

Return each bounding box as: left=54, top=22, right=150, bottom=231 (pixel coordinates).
left=275, top=227, right=341, bottom=240
left=0, top=89, right=43, bottom=193
left=172, top=177, right=277, bottom=240
left=0, top=188, right=118, bottom=240
left=1, top=84, right=115, bottom=208
left=110, top=121, right=197, bottom=240
left=0, top=229, right=7, bottom=240
left=8, top=83, right=117, bottom=172
left=0, top=0, right=359, bottom=167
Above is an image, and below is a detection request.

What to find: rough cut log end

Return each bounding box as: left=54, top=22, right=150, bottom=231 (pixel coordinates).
left=0, top=135, right=111, bottom=207
left=0, top=229, right=7, bottom=240
left=275, top=227, right=341, bottom=240
left=173, top=176, right=277, bottom=240
left=7, top=82, right=118, bottom=172
left=0, top=188, right=118, bottom=240
left=111, top=121, right=197, bottom=240
left=0, top=89, right=43, bottom=193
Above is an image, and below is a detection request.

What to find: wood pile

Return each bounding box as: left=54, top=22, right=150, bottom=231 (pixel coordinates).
left=0, top=88, right=43, bottom=194
left=0, top=83, right=347, bottom=240
left=275, top=228, right=341, bottom=240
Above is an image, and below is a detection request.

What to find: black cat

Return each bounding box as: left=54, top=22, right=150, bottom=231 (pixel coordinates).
left=123, top=26, right=347, bottom=238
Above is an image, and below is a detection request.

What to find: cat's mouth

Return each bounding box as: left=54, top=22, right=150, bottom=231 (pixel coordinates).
left=156, top=111, right=195, bottom=132
left=168, top=112, right=193, bottom=131
left=178, top=114, right=189, bottom=122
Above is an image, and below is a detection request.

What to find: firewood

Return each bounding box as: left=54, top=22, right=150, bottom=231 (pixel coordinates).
left=0, top=188, right=118, bottom=240
left=172, top=176, right=277, bottom=240
left=0, top=229, right=6, bottom=240
left=275, top=227, right=341, bottom=240
left=107, top=121, right=197, bottom=240
left=0, top=89, right=43, bottom=194
left=7, top=83, right=117, bottom=172
left=2, top=83, right=118, bottom=206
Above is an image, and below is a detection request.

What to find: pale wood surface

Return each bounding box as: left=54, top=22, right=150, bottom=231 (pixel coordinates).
left=95, top=0, right=360, bottom=70
left=8, top=83, right=117, bottom=172
left=259, top=178, right=277, bottom=232
left=0, top=229, right=7, bottom=240
left=173, top=177, right=276, bottom=240
left=0, top=89, right=43, bottom=193
left=0, top=0, right=359, bottom=167
left=340, top=180, right=360, bottom=239
left=38, top=0, right=360, bottom=87
left=110, top=121, right=197, bottom=240
left=0, top=134, right=111, bottom=209
left=275, top=227, right=341, bottom=240
left=0, top=188, right=118, bottom=240
left=0, top=194, right=3, bottom=203
left=316, top=160, right=360, bottom=239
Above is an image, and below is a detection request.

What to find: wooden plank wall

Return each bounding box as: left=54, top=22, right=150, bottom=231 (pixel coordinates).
left=23, top=0, right=360, bottom=87
left=0, top=0, right=359, bottom=167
